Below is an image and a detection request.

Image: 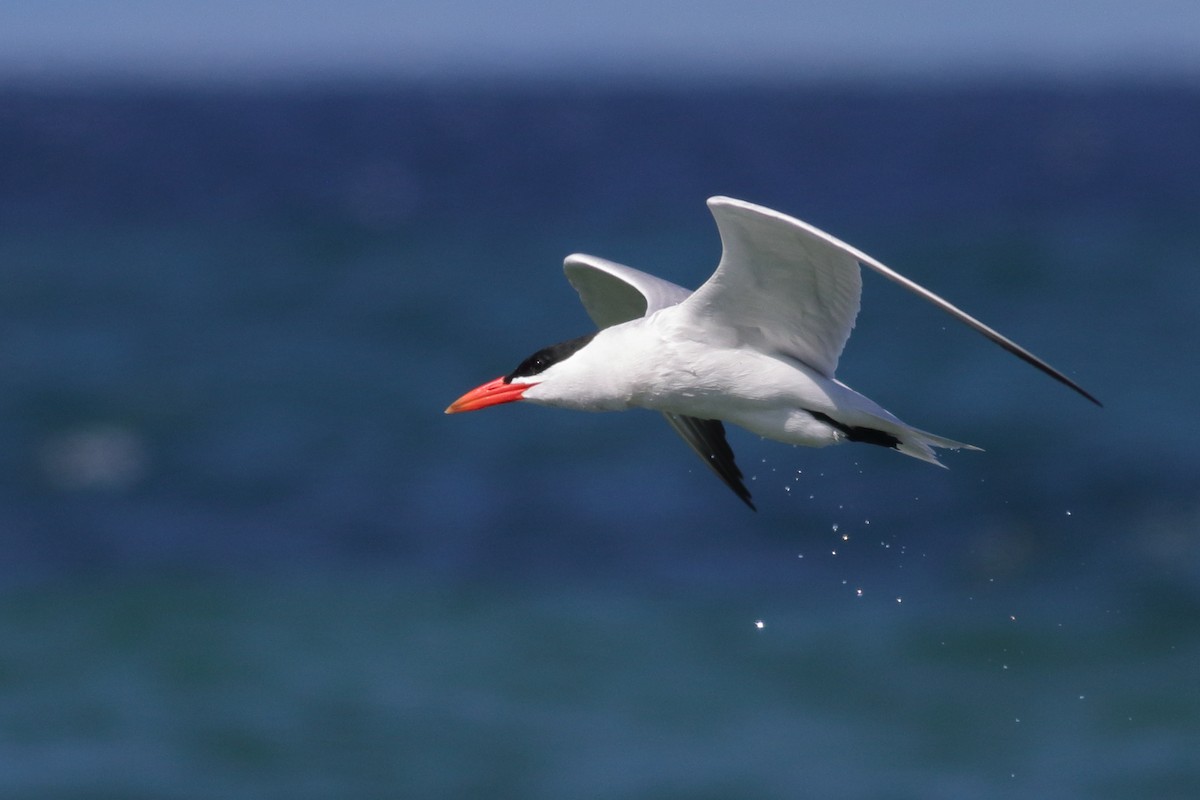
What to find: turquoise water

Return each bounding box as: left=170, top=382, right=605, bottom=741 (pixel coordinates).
left=0, top=81, right=1198, bottom=797
left=2, top=572, right=1197, bottom=798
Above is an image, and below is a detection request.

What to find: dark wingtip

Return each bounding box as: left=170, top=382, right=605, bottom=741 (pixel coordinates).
left=988, top=336, right=1101, bottom=408
left=1058, top=374, right=1102, bottom=407
left=662, top=414, right=757, bottom=510
left=710, top=451, right=756, bottom=511
left=724, top=472, right=756, bottom=510
left=1049, top=366, right=1101, bottom=407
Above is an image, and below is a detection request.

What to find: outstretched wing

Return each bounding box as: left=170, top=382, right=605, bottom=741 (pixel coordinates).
left=819, top=218, right=1103, bottom=406
left=564, top=253, right=755, bottom=508
left=683, top=197, right=863, bottom=378
left=564, top=253, right=692, bottom=328
left=686, top=197, right=1100, bottom=404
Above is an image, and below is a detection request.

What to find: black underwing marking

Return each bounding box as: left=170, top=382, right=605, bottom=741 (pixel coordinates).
left=807, top=410, right=901, bottom=449
left=662, top=413, right=756, bottom=510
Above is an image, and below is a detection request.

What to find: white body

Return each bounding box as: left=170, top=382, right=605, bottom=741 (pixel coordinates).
left=514, top=194, right=1094, bottom=465
left=521, top=305, right=961, bottom=464
left=450, top=196, right=1096, bottom=506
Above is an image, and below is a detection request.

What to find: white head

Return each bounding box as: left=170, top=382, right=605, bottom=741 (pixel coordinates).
left=446, top=330, right=630, bottom=414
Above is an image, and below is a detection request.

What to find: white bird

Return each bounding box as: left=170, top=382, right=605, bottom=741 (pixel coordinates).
left=447, top=197, right=1099, bottom=509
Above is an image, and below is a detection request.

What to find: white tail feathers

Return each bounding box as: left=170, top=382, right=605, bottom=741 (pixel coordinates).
left=896, top=427, right=982, bottom=467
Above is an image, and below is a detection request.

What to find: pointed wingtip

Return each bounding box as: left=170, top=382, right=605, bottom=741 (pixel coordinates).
left=1045, top=368, right=1102, bottom=407
left=661, top=413, right=757, bottom=510
left=730, top=484, right=757, bottom=511
left=720, top=478, right=755, bottom=510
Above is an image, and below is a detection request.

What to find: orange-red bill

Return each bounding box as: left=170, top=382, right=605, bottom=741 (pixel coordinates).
left=445, top=377, right=533, bottom=413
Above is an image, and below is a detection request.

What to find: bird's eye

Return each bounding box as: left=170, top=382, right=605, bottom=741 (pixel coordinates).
left=505, top=331, right=597, bottom=382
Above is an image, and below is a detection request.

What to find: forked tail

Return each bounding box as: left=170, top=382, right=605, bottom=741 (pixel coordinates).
left=894, top=425, right=982, bottom=467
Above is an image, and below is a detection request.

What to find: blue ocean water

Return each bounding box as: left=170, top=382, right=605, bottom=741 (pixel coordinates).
left=0, top=80, right=1198, bottom=798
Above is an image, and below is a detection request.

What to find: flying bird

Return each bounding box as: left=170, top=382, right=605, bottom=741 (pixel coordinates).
left=447, top=197, right=1099, bottom=509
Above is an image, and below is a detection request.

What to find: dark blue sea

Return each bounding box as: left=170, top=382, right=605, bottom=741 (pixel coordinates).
left=1, top=79, right=1198, bottom=798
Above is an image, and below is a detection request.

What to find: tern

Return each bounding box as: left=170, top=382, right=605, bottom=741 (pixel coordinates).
left=447, top=197, right=1098, bottom=509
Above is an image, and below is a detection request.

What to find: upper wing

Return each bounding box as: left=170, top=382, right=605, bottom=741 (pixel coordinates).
left=686, top=197, right=1100, bottom=405
left=564, top=253, right=692, bottom=329
left=682, top=197, right=863, bottom=378
left=564, top=253, right=754, bottom=508
left=823, top=220, right=1103, bottom=406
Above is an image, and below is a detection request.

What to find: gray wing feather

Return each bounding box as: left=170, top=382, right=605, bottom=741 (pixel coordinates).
left=689, top=197, right=1099, bottom=405
left=564, top=254, right=692, bottom=328
left=564, top=254, right=753, bottom=507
